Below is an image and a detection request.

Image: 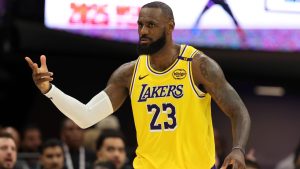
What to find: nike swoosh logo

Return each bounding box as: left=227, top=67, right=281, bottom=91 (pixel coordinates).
left=139, top=74, right=149, bottom=80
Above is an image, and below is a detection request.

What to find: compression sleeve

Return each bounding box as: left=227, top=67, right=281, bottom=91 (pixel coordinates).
left=44, top=84, right=114, bottom=129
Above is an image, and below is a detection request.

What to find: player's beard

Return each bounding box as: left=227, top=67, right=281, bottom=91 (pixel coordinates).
left=137, top=30, right=166, bottom=55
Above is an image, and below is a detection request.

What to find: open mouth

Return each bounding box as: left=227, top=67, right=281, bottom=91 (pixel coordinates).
left=5, top=158, right=13, bottom=162
left=4, top=158, right=14, bottom=165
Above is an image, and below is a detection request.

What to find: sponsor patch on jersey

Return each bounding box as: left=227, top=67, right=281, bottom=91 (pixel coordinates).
left=172, top=69, right=186, bottom=80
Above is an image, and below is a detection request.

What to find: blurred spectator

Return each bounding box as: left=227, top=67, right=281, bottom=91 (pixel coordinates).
left=93, top=161, right=116, bottom=169
left=95, top=129, right=131, bottom=169
left=20, top=124, right=42, bottom=153
left=275, top=153, right=294, bottom=169
left=245, top=159, right=260, bottom=169
left=275, top=140, right=300, bottom=169
left=0, top=127, right=30, bottom=169
left=19, top=124, right=42, bottom=169
left=1, top=126, right=21, bottom=150
left=84, top=115, right=120, bottom=152
left=0, top=132, right=17, bottom=169
left=60, top=118, right=96, bottom=169
left=244, top=148, right=260, bottom=169
left=37, top=138, right=65, bottom=169
left=245, top=148, right=256, bottom=162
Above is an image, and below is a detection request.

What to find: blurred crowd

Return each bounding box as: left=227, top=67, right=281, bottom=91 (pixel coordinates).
left=0, top=116, right=299, bottom=169
left=0, top=115, right=132, bottom=169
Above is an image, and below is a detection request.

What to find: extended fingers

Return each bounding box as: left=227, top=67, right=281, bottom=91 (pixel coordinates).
left=25, top=57, right=36, bottom=70
left=25, top=57, right=39, bottom=74
left=33, top=72, right=53, bottom=82
left=37, top=77, right=53, bottom=83
left=25, top=57, right=34, bottom=66
left=40, top=55, right=48, bottom=71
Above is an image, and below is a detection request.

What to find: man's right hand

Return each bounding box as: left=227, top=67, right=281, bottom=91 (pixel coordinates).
left=25, top=55, right=53, bottom=94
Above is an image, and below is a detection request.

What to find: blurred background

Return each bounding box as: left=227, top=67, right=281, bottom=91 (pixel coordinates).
left=0, top=0, right=299, bottom=169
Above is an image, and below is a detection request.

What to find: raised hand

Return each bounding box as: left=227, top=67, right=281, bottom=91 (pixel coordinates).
left=25, top=55, right=53, bottom=94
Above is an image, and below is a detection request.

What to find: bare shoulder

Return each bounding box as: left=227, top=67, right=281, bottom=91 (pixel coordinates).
left=107, top=60, right=137, bottom=89
left=192, top=51, right=226, bottom=86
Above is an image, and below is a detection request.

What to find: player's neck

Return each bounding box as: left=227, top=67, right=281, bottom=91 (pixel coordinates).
left=149, top=42, right=180, bottom=71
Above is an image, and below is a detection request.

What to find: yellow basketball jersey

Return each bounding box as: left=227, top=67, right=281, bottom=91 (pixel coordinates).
left=130, top=45, right=215, bottom=169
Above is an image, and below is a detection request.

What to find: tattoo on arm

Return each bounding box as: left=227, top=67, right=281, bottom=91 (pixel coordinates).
left=197, top=55, right=250, bottom=149
left=104, top=61, right=135, bottom=111
left=199, top=56, right=242, bottom=116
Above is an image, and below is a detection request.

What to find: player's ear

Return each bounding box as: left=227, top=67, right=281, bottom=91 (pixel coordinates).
left=167, top=19, right=175, bottom=33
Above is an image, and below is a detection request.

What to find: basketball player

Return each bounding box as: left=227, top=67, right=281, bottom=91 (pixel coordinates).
left=193, top=0, right=240, bottom=29
left=25, top=1, right=250, bottom=169
left=193, top=0, right=246, bottom=46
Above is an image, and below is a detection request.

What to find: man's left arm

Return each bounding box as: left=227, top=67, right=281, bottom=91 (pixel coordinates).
left=192, top=53, right=251, bottom=169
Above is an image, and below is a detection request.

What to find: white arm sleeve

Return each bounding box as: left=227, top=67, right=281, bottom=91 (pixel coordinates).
left=44, top=84, right=114, bottom=129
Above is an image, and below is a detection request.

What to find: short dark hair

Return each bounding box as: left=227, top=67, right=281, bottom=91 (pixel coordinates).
left=21, top=124, right=41, bottom=138
left=0, top=132, right=14, bottom=140
left=96, top=129, right=125, bottom=151
left=142, top=1, right=174, bottom=20
left=39, top=138, right=64, bottom=154
left=59, top=118, right=69, bottom=132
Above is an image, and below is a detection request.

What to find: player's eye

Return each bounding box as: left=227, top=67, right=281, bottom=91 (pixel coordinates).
left=148, top=23, right=155, bottom=28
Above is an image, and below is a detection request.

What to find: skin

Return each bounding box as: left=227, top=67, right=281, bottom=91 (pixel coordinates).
left=25, top=6, right=250, bottom=169
left=21, top=128, right=42, bottom=152
left=61, top=119, right=84, bottom=149
left=40, top=146, right=64, bottom=169
left=1, top=127, right=20, bottom=150
left=96, top=138, right=126, bottom=169
left=0, top=138, right=17, bottom=169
